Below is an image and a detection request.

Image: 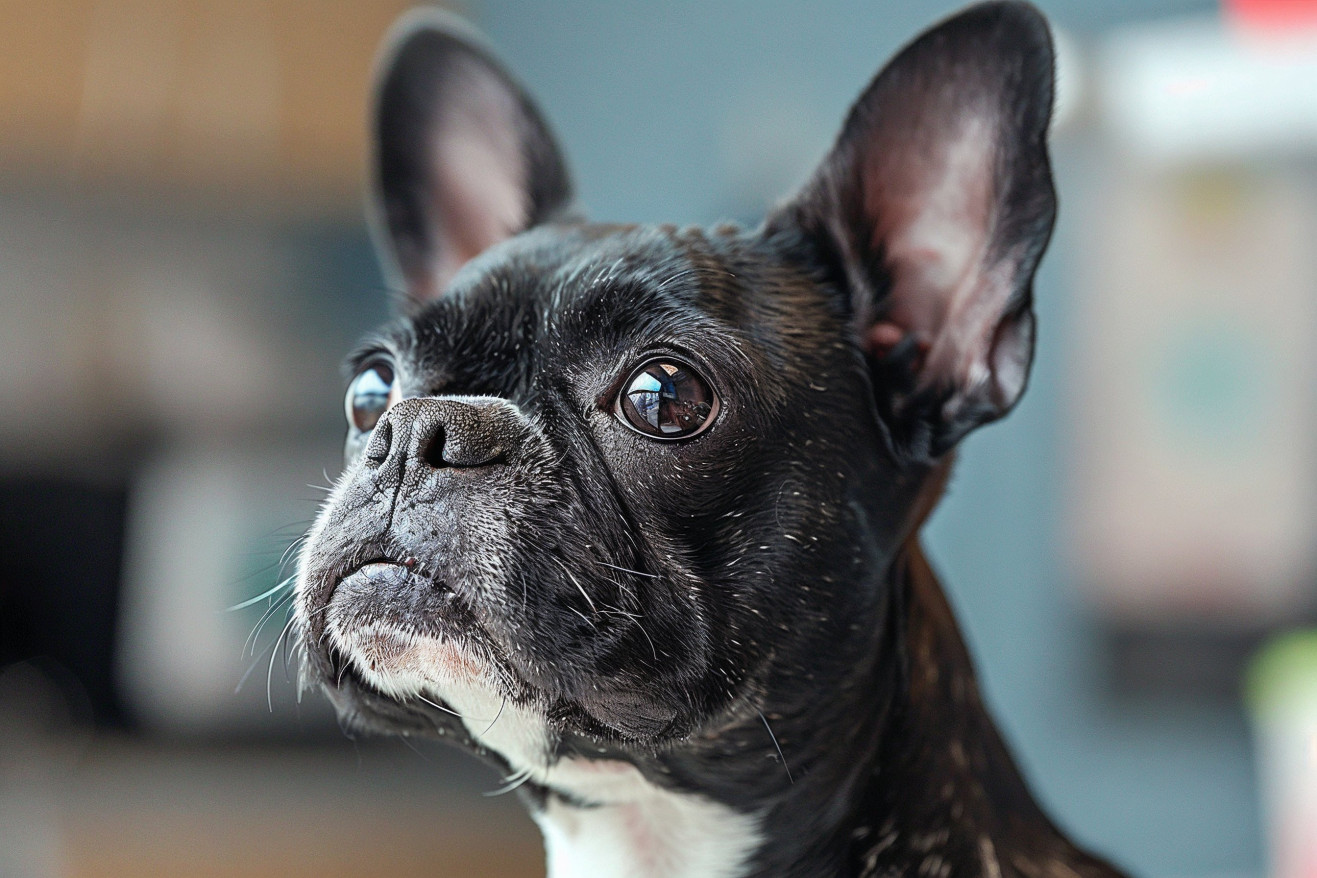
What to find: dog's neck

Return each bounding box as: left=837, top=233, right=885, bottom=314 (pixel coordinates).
left=832, top=542, right=1115, bottom=878
left=526, top=534, right=1116, bottom=878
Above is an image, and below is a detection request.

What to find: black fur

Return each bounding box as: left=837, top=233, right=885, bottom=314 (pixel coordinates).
left=294, top=4, right=1127, bottom=877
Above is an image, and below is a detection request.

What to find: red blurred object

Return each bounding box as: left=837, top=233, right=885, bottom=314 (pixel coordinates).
left=1225, top=0, right=1317, bottom=31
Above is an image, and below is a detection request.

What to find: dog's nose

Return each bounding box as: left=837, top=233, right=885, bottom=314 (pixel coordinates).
left=363, top=396, right=521, bottom=472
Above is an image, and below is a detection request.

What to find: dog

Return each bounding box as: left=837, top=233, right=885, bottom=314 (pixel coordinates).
left=293, top=3, right=1128, bottom=876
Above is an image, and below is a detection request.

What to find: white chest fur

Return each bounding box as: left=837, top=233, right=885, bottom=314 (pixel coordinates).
left=324, top=621, right=763, bottom=877
left=535, top=759, right=763, bottom=878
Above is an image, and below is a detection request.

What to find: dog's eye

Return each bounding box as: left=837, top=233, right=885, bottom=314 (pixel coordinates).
left=616, top=359, right=718, bottom=440
left=345, top=361, right=398, bottom=433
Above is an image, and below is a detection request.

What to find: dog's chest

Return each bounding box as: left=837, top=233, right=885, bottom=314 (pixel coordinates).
left=535, top=758, right=762, bottom=878
left=375, top=641, right=764, bottom=878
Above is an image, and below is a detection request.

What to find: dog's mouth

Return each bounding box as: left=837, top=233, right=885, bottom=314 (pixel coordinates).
left=301, top=542, right=704, bottom=747
left=315, top=558, right=507, bottom=700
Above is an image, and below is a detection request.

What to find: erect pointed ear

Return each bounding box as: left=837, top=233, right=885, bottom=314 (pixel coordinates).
left=775, top=1, right=1056, bottom=461
left=371, top=11, right=574, bottom=302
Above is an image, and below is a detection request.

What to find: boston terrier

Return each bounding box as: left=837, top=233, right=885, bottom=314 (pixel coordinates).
left=293, top=3, right=1128, bottom=876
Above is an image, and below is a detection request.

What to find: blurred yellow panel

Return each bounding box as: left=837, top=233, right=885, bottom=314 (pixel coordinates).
left=0, top=0, right=90, bottom=167
left=0, top=0, right=429, bottom=211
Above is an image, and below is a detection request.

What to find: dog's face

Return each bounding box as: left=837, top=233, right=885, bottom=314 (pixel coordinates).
left=295, top=2, right=1055, bottom=777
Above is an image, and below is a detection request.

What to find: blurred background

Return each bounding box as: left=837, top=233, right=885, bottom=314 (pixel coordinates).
left=3, top=0, right=1317, bottom=876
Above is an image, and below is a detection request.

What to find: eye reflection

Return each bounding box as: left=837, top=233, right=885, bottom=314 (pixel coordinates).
left=617, top=359, right=717, bottom=439
left=345, top=362, right=397, bottom=433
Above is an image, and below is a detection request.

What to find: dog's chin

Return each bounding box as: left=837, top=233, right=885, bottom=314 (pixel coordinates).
left=325, top=561, right=495, bottom=695
left=318, top=561, right=561, bottom=772
left=309, top=560, right=703, bottom=758
left=333, top=620, right=487, bottom=696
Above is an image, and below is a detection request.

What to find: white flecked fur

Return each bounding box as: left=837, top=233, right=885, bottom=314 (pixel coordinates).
left=327, top=618, right=763, bottom=878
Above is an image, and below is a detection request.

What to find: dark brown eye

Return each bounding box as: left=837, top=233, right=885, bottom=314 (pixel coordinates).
left=345, top=361, right=398, bottom=433
left=616, top=359, right=718, bottom=440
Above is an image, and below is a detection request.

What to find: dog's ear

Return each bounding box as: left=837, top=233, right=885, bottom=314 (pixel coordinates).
left=371, top=12, right=573, bottom=302
left=776, top=1, right=1056, bottom=461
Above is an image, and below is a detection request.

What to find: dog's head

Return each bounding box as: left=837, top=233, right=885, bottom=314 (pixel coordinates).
left=295, top=1, right=1055, bottom=776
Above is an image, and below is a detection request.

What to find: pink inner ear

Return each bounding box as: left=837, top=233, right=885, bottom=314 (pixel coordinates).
left=423, top=62, right=529, bottom=296
left=866, top=322, right=907, bottom=352
left=865, top=109, right=1011, bottom=399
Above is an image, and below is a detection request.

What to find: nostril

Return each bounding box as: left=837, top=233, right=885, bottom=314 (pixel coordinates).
left=419, top=424, right=505, bottom=468
left=421, top=425, right=450, bottom=469
left=405, top=399, right=518, bottom=469
left=364, top=418, right=393, bottom=464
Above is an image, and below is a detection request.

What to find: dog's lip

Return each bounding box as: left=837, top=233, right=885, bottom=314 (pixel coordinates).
left=330, top=558, right=461, bottom=620
left=324, top=555, right=493, bottom=674
left=329, top=556, right=453, bottom=602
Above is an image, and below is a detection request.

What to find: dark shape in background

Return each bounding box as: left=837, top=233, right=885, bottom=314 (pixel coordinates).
left=0, top=478, right=128, bottom=728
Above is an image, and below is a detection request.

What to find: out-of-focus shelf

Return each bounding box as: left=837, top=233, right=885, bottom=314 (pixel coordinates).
left=8, top=735, right=545, bottom=878
left=0, top=0, right=421, bottom=213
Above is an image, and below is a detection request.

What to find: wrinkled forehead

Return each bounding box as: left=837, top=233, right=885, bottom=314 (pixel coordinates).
left=383, top=222, right=796, bottom=392
left=444, top=222, right=747, bottom=324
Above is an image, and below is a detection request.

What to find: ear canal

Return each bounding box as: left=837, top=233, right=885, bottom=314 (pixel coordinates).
left=371, top=11, right=573, bottom=302
left=775, top=0, right=1056, bottom=461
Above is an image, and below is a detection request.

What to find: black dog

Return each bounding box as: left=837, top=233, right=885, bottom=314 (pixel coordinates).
left=294, top=3, right=1127, bottom=876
